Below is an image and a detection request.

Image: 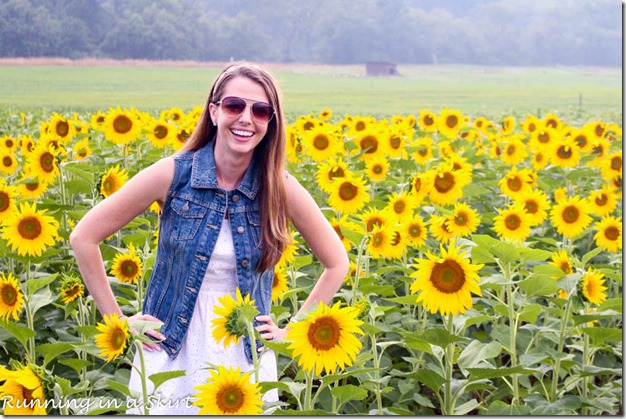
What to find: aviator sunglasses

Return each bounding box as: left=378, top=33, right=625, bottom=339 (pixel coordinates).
left=214, top=96, right=275, bottom=123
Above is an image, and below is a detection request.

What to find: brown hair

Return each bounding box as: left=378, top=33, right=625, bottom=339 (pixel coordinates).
left=180, top=62, right=290, bottom=271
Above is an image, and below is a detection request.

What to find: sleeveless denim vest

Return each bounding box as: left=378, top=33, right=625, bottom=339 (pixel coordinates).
left=142, top=140, right=273, bottom=364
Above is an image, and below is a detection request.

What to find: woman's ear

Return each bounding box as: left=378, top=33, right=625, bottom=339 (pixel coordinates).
left=209, top=103, right=218, bottom=125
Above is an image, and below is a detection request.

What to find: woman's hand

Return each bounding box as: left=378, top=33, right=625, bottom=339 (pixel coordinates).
left=255, top=315, right=287, bottom=350
left=126, top=313, right=166, bottom=352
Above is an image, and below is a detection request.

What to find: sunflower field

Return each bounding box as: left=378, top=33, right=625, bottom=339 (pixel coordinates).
left=0, top=104, right=622, bottom=415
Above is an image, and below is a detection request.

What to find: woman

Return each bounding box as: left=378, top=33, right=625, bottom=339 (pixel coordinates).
left=70, top=62, right=349, bottom=414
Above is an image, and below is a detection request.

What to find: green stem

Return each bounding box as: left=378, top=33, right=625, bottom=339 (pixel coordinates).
left=24, top=261, right=35, bottom=362
left=246, top=321, right=260, bottom=384
left=506, top=282, right=520, bottom=405
left=443, top=314, right=455, bottom=415
left=134, top=341, right=150, bottom=415
left=370, top=332, right=383, bottom=414
left=303, top=369, right=314, bottom=411
left=551, top=294, right=574, bottom=401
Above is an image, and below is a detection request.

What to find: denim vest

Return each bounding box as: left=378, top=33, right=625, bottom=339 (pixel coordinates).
left=142, top=140, right=273, bottom=364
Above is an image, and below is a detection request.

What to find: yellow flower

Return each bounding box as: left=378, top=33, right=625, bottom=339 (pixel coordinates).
left=0, top=149, right=18, bottom=175
left=352, top=128, right=386, bottom=161
left=410, top=241, right=483, bottom=316
left=411, top=136, right=434, bottom=165
left=438, top=108, right=467, bottom=139
left=499, top=167, right=533, bottom=198
left=276, top=234, right=298, bottom=269
left=100, top=164, right=128, bottom=198
left=145, top=119, right=175, bottom=149
left=521, top=114, right=540, bottom=134
left=447, top=202, right=481, bottom=237
left=430, top=214, right=455, bottom=244
left=549, top=250, right=573, bottom=278
left=0, top=181, right=19, bottom=222
left=387, top=228, right=408, bottom=260
left=58, top=276, right=84, bottom=305
left=48, top=112, right=76, bottom=143
left=365, top=155, right=390, bottom=182
left=409, top=171, right=433, bottom=204
left=90, top=110, right=107, bottom=131
left=579, top=268, right=607, bottom=306
left=330, top=215, right=363, bottom=252
left=500, top=134, right=528, bottom=166
left=417, top=109, right=438, bottom=132
left=16, top=175, right=49, bottom=201
left=1, top=202, right=59, bottom=257
left=26, top=143, right=60, bottom=184
left=384, top=190, right=416, bottom=224
left=593, top=216, right=621, bottom=253
left=405, top=214, right=428, bottom=248
left=192, top=365, right=263, bottom=415
left=315, top=157, right=351, bottom=193
left=286, top=301, right=364, bottom=376
left=103, top=106, right=142, bottom=145
left=0, top=364, right=47, bottom=415
left=0, top=272, right=25, bottom=321
left=584, top=120, right=607, bottom=142
left=271, top=266, right=289, bottom=303
left=548, top=136, right=581, bottom=168
left=110, top=244, right=143, bottom=284
left=427, top=164, right=467, bottom=206
left=500, top=115, right=516, bottom=135
left=542, top=112, right=563, bottom=132
left=529, top=128, right=556, bottom=151
left=598, top=151, right=622, bottom=181
left=493, top=205, right=534, bottom=242
left=301, top=124, right=343, bottom=162
left=319, top=108, right=333, bottom=121
left=359, top=207, right=388, bottom=233
left=160, top=107, right=186, bottom=126
left=513, top=188, right=550, bottom=226
left=366, top=224, right=393, bottom=259
left=568, top=128, right=593, bottom=153
left=327, top=175, right=370, bottom=215
left=384, top=125, right=408, bottom=158
left=94, top=313, right=129, bottom=362
left=212, top=288, right=255, bottom=348
left=550, top=195, right=593, bottom=238
left=71, top=137, right=92, bottom=160
left=531, top=150, right=548, bottom=170
left=587, top=185, right=618, bottom=217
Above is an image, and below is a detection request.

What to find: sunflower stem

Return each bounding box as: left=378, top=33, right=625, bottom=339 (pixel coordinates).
left=506, top=281, right=520, bottom=405
left=369, top=330, right=383, bottom=414
left=246, top=321, right=260, bottom=385
left=134, top=340, right=150, bottom=415
left=303, top=369, right=314, bottom=411
left=550, top=292, right=574, bottom=402
left=443, top=314, right=455, bottom=415
left=77, top=298, right=88, bottom=395
left=24, top=261, right=36, bottom=363
left=581, top=303, right=591, bottom=415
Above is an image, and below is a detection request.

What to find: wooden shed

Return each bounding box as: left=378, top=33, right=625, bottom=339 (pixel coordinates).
left=365, top=61, right=398, bottom=76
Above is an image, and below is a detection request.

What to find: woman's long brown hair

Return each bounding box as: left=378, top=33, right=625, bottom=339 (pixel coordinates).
left=180, top=62, right=290, bottom=271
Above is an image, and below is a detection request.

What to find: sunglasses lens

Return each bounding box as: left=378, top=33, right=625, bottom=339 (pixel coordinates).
left=251, top=103, right=273, bottom=122
left=218, top=96, right=274, bottom=123
left=221, top=97, right=247, bottom=115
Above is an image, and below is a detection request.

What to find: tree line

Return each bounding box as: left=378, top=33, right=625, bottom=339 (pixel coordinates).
left=0, top=0, right=620, bottom=67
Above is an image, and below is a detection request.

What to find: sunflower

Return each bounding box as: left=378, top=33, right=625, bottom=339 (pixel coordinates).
left=48, top=112, right=75, bottom=143
left=529, top=128, right=555, bottom=151
left=531, top=150, right=548, bottom=170
left=100, top=165, right=128, bottom=198
left=584, top=120, right=607, bottom=142
left=542, top=113, right=563, bottom=132
left=500, top=134, right=528, bottom=166
left=58, top=276, right=84, bottom=305
left=315, top=157, right=351, bottom=193
left=405, top=214, right=428, bottom=248
left=330, top=216, right=363, bottom=252
left=387, top=229, right=408, bottom=260
left=0, top=364, right=47, bottom=415
left=89, top=110, right=107, bottom=131
left=366, top=224, right=393, bottom=259
left=301, top=124, right=343, bottom=162
left=352, top=128, right=386, bottom=161
left=0, top=181, right=18, bottom=222
left=103, top=106, right=142, bottom=145
left=578, top=268, right=607, bottom=306
left=548, top=136, right=581, bottom=168
left=0, top=272, right=25, bottom=321
left=18, top=135, right=36, bottom=156
left=599, top=151, right=622, bottom=181
left=568, top=128, right=593, bottom=153
left=447, top=202, right=480, bottom=237
left=16, top=174, right=49, bottom=201
left=327, top=175, right=370, bottom=215
left=549, top=250, right=573, bottom=278
left=430, top=215, right=455, bottom=244
left=172, top=125, right=192, bottom=151
left=365, top=155, right=390, bottom=182
left=271, top=266, right=289, bottom=303
left=384, top=125, right=408, bottom=158
left=417, top=109, right=438, bottom=132
left=550, top=195, right=593, bottom=238
left=409, top=171, right=433, bottom=204
left=513, top=188, right=550, bottom=226
left=286, top=301, right=364, bottom=376
left=1, top=135, right=17, bottom=151
left=160, top=107, right=185, bottom=125
left=427, top=164, right=467, bottom=206
left=146, top=119, right=175, bottom=149
left=493, top=205, right=534, bottom=242
left=359, top=207, right=388, bottom=233
left=498, top=167, right=533, bottom=198
left=437, top=139, right=456, bottom=159
left=520, top=114, right=540, bottom=134
left=110, top=244, right=143, bottom=284
left=26, top=143, right=60, bottom=184
left=212, top=288, right=255, bottom=348
left=438, top=108, right=467, bottom=140
left=384, top=190, right=416, bottom=224
left=1, top=202, right=59, bottom=257
left=411, top=136, right=434, bottom=165
left=94, top=313, right=129, bottom=362
left=71, top=137, right=92, bottom=161
left=193, top=365, right=263, bottom=415
left=276, top=233, right=298, bottom=269
left=410, top=241, right=483, bottom=316
left=587, top=185, right=618, bottom=217
left=500, top=115, right=516, bottom=135
left=593, top=216, right=622, bottom=253
left=0, top=149, right=18, bottom=176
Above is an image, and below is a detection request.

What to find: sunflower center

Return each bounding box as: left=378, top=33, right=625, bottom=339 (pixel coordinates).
left=0, top=192, right=9, bottom=212
left=595, top=125, right=605, bottom=137
left=217, top=386, right=244, bottom=413
left=546, top=119, right=558, bottom=129
left=113, top=115, right=133, bottom=134
left=102, top=176, right=117, bottom=194
left=430, top=260, right=465, bottom=294
left=307, top=316, right=340, bottom=351
left=354, top=121, right=366, bottom=131
left=505, top=214, right=521, bottom=230
left=121, top=260, right=139, bottom=277
left=418, top=147, right=428, bottom=156
left=18, top=216, right=42, bottom=240
left=111, top=328, right=126, bottom=350
left=434, top=172, right=455, bottom=193
left=610, top=156, right=622, bottom=171
left=557, top=146, right=572, bottom=159
left=313, top=134, right=329, bottom=150
left=329, top=167, right=345, bottom=180
left=528, top=122, right=536, bottom=132
left=56, top=121, right=70, bottom=137
left=538, top=132, right=550, bottom=143
left=408, top=223, right=422, bottom=238
left=391, top=231, right=401, bottom=246
left=454, top=212, right=468, bottom=226
left=561, top=205, right=580, bottom=223
left=154, top=125, right=169, bottom=139
left=506, top=145, right=516, bottom=156
left=22, top=385, right=35, bottom=402
left=371, top=231, right=385, bottom=248
left=389, top=135, right=401, bottom=149
left=338, top=181, right=358, bottom=201
left=559, top=262, right=572, bottom=275
left=40, top=152, right=55, bottom=173
left=393, top=200, right=405, bottom=214
left=366, top=217, right=383, bottom=233
left=524, top=200, right=538, bottom=214
left=535, top=153, right=544, bottom=162
left=575, top=135, right=587, bottom=148
left=2, top=156, right=13, bottom=168
left=360, top=136, right=378, bottom=153
left=413, top=178, right=422, bottom=192
left=595, top=193, right=608, bottom=206
left=77, top=148, right=88, bottom=157
left=26, top=181, right=40, bottom=192
left=1, top=284, right=17, bottom=305
left=446, top=115, right=458, bottom=128
left=507, top=176, right=522, bottom=192
left=66, top=285, right=82, bottom=299
left=372, top=164, right=383, bottom=175
left=604, top=226, right=620, bottom=241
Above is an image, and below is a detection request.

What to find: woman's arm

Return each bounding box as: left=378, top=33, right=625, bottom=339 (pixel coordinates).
left=70, top=157, right=174, bottom=348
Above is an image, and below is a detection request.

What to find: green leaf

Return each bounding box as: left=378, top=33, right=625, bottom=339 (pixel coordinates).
left=572, top=310, right=621, bottom=326
left=58, top=358, right=93, bottom=374
left=36, top=342, right=73, bottom=367
left=106, top=378, right=132, bottom=397
left=0, top=319, right=36, bottom=348
left=28, top=285, right=56, bottom=317
left=26, top=273, right=58, bottom=294
left=466, top=365, right=536, bottom=380
left=518, top=247, right=553, bottom=261
left=330, top=384, right=368, bottom=405
left=401, top=334, right=433, bottom=354
left=580, top=327, right=622, bottom=345
left=458, top=340, right=502, bottom=371
left=527, top=394, right=581, bottom=415
left=384, top=295, right=419, bottom=305
left=413, top=368, right=447, bottom=393
left=582, top=245, right=604, bottom=264
left=518, top=304, right=542, bottom=323
left=471, top=245, right=496, bottom=264
left=149, top=370, right=186, bottom=393
left=340, top=225, right=364, bottom=245
left=519, top=276, right=557, bottom=297
left=486, top=400, right=532, bottom=415
left=492, top=241, right=520, bottom=264
left=454, top=398, right=481, bottom=415
left=419, top=328, right=468, bottom=349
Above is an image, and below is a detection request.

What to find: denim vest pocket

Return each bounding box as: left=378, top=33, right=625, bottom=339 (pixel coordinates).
left=246, top=210, right=262, bottom=247
left=170, top=197, right=208, bottom=240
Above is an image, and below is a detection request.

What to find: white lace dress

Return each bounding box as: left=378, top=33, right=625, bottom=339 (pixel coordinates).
left=127, top=218, right=278, bottom=415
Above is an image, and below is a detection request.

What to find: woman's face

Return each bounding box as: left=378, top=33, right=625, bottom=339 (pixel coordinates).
left=209, top=76, right=271, bottom=161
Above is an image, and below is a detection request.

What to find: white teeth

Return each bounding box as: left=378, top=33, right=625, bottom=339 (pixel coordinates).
left=232, top=129, right=253, bottom=137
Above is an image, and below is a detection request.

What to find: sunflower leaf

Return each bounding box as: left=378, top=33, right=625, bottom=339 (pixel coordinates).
left=148, top=370, right=186, bottom=393
left=0, top=319, right=36, bottom=348
left=26, top=273, right=58, bottom=294
left=331, top=384, right=368, bottom=405
left=580, top=327, right=623, bottom=345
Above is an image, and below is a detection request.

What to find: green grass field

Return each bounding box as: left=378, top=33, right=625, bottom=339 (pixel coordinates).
left=0, top=62, right=621, bottom=121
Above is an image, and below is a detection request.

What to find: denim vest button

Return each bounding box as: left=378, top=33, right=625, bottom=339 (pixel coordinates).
left=241, top=259, right=248, bottom=267
left=232, top=194, right=240, bottom=202
left=237, top=226, right=244, bottom=234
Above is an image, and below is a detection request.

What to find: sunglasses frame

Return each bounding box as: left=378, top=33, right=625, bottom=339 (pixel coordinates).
left=214, top=96, right=275, bottom=124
